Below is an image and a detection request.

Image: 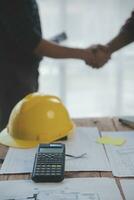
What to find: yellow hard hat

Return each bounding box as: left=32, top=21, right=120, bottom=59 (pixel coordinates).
left=0, top=93, right=74, bottom=148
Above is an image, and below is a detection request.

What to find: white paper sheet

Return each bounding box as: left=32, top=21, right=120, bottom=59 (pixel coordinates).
left=0, top=127, right=111, bottom=174
left=0, top=178, right=122, bottom=200
left=102, top=131, right=134, bottom=177
left=0, top=148, right=37, bottom=174
left=120, top=179, right=134, bottom=200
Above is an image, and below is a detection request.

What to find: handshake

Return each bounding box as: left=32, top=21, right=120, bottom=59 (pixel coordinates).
left=84, top=44, right=111, bottom=69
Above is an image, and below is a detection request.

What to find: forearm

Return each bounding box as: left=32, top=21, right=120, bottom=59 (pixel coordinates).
left=107, top=30, right=134, bottom=54
left=34, top=39, right=87, bottom=60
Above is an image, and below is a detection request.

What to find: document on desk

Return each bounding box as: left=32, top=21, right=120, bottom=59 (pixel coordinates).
left=120, top=179, right=134, bottom=200
left=101, top=131, right=134, bottom=177
left=0, top=147, right=37, bottom=174
left=0, top=178, right=122, bottom=200
left=0, top=127, right=111, bottom=174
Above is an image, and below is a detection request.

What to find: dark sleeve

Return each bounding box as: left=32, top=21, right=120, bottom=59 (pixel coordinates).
left=0, top=0, right=42, bottom=54
left=121, top=11, right=134, bottom=40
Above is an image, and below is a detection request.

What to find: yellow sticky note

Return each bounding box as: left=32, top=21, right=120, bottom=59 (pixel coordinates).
left=97, top=136, right=126, bottom=146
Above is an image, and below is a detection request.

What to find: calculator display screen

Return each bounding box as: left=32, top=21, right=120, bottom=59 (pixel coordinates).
left=39, top=148, right=63, bottom=153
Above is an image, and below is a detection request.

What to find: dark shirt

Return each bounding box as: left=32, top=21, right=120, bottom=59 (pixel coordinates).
left=121, top=11, right=134, bottom=40
left=0, top=0, right=42, bottom=66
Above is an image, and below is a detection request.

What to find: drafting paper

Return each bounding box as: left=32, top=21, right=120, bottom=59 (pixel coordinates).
left=102, top=131, right=134, bottom=177
left=0, top=147, right=36, bottom=174
left=0, top=127, right=111, bottom=174
left=0, top=178, right=122, bottom=200
left=120, top=179, right=134, bottom=200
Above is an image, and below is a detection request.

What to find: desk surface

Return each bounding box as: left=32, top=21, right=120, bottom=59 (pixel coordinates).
left=0, top=117, right=133, bottom=199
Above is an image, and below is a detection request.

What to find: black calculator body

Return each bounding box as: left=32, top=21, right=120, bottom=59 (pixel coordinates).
left=32, top=143, right=65, bottom=182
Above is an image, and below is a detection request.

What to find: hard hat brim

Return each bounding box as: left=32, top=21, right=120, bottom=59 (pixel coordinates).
left=0, top=128, right=38, bottom=148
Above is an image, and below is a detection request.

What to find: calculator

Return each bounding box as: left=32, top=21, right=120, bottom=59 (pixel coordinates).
left=32, top=143, right=65, bottom=182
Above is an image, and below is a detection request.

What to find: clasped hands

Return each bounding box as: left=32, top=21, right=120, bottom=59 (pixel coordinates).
left=84, top=44, right=111, bottom=68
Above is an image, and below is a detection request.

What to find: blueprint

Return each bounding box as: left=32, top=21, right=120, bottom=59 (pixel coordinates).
left=120, top=179, right=134, bottom=200
left=0, top=127, right=111, bottom=174
left=0, top=178, right=122, bottom=200
left=102, top=131, right=134, bottom=177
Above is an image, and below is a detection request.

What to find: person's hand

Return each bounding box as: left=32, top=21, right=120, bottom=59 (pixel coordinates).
left=90, top=44, right=111, bottom=68
left=83, top=47, right=98, bottom=67
left=84, top=45, right=110, bottom=68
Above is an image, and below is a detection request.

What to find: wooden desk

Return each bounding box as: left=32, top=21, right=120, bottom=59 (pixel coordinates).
left=0, top=117, right=133, bottom=199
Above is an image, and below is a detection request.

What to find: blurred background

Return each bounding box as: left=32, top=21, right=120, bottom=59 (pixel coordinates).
left=37, top=0, right=134, bottom=118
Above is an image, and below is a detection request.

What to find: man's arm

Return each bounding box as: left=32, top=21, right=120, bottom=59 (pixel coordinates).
left=0, top=1, right=97, bottom=67
left=107, top=11, right=134, bottom=53
left=107, top=30, right=133, bottom=54
left=34, top=38, right=101, bottom=67
left=90, top=11, right=134, bottom=68
left=34, top=39, right=90, bottom=60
